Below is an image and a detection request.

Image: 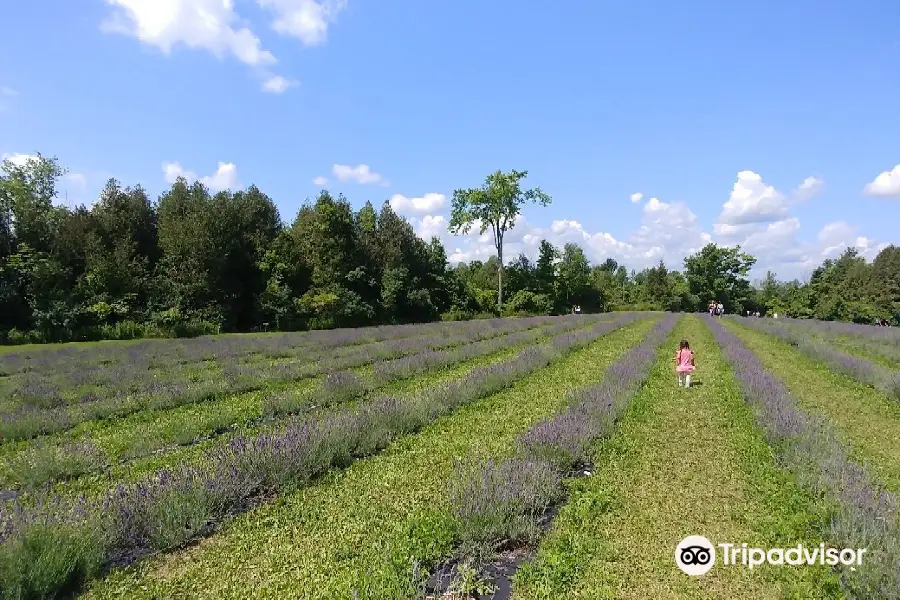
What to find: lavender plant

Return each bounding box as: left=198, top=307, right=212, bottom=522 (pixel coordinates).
left=707, top=316, right=900, bottom=599
left=449, top=458, right=564, bottom=564
left=0, top=313, right=645, bottom=599
left=732, top=316, right=900, bottom=401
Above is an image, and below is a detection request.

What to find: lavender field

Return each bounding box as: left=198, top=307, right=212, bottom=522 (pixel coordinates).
left=2, top=313, right=900, bottom=599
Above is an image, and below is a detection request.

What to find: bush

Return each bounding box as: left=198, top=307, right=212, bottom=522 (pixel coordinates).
left=440, top=309, right=474, bottom=322
left=98, top=320, right=162, bottom=340
left=3, top=328, right=39, bottom=345
left=168, top=320, right=220, bottom=338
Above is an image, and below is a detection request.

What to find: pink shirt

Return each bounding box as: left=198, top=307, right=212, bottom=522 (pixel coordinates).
left=676, top=348, right=695, bottom=373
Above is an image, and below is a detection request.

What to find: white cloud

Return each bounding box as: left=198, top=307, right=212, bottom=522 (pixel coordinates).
left=793, top=176, right=823, bottom=201
left=389, top=193, right=446, bottom=214
left=630, top=192, right=643, bottom=203
left=312, top=176, right=328, bottom=186
left=438, top=193, right=712, bottom=271
left=332, top=163, right=387, bottom=185
left=262, top=75, right=298, bottom=93
left=102, top=0, right=276, bottom=67
left=162, top=160, right=239, bottom=191
left=817, top=221, right=889, bottom=262
left=817, top=221, right=856, bottom=246
left=257, top=0, right=347, bottom=46
left=716, top=170, right=788, bottom=226
left=410, top=214, right=447, bottom=240
left=863, top=164, right=900, bottom=197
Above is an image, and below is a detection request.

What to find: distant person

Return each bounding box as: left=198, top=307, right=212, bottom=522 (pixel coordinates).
left=575, top=305, right=582, bottom=315
left=674, top=339, right=696, bottom=388
left=717, top=302, right=724, bottom=317
left=708, top=301, right=716, bottom=317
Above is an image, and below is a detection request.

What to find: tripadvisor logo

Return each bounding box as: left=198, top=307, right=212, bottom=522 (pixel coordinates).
left=675, top=536, right=867, bottom=576
left=675, top=535, right=715, bottom=575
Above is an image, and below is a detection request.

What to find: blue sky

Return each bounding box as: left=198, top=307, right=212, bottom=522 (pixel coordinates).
left=2, top=0, right=899, bottom=280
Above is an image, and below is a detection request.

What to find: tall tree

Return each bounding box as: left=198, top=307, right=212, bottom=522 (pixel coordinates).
left=684, top=243, right=756, bottom=314
left=534, top=239, right=559, bottom=296
left=555, top=243, right=593, bottom=311
left=448, top=170, right=551, bottom=310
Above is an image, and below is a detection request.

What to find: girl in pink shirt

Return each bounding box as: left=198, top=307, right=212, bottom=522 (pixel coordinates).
left=674, top=339, right=696, bottom=388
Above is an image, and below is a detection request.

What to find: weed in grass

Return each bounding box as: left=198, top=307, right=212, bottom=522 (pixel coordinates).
left=0, top=497, right=108, bottom=600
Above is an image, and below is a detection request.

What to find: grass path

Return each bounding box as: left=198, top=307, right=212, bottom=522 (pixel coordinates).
left=513, top=316, right=841, bottom=599
left=82, top=318, right=658, bottom=599
left=726, top=320, right=900, bottom=492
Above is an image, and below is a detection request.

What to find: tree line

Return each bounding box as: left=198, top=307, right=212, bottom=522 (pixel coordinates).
left=1, top=155, right=897, bottom=343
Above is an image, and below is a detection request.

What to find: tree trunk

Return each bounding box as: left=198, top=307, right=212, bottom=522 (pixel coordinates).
left=497, top=246, right=504, bottom=312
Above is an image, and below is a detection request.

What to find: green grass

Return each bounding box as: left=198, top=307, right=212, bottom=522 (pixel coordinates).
left=725, top=321, right=900, bottom=493
left=80, top=318, right=659, bottom=599
left=513, top=316, right=842, bottom=599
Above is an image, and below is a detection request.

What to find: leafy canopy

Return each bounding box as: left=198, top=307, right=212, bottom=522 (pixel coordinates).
left=448, top=169, right=551, bottom=253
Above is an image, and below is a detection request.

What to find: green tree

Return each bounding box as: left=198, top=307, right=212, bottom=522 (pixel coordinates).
left=684, top=243, right=757, bottom=314
left=870, top=245, right=900, bottom=322
left=555, top=243, right=605, bottom=313
left=644, top=260, right=672, bottom=309
left=534, top=239, right=559, bottom=297
left=448, top=169, right=551, bottom=310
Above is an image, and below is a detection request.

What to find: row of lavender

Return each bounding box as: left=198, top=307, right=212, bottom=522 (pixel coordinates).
left=775, top=317, right=900, bottom=365
left=429, top=314, right=679, bottom=593
left=3, top=315, right=601, bottom=492
left=0, top=318, right=497, bottom=376
left=0, top=316, right=553, bottom=409
left=775, top=316, right=900, bottom=344
left=0, top=314, right=646, bottom=599
left=706, top=316, right=900, bottom=598
left=0, top=320, right=453, bottom=404
left=730, top=316, right=900, bottom=401
left=1, top=315, right=566, bottom=442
